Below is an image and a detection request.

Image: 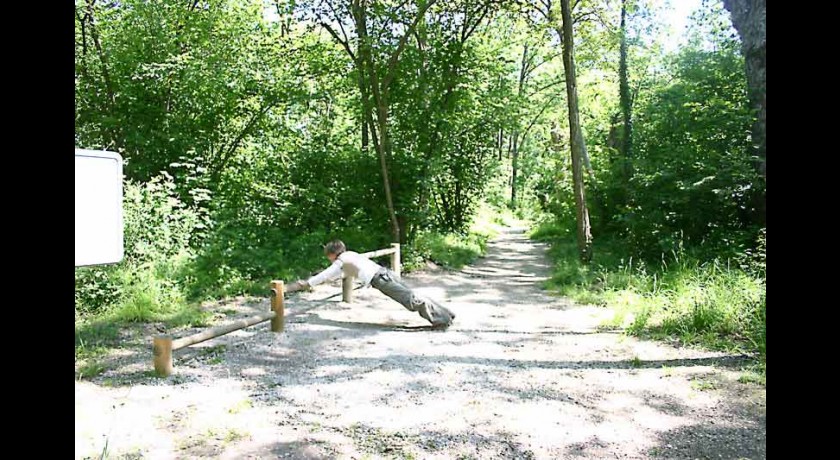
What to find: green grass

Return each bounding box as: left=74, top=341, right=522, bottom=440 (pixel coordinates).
left=223, top=428, right=248, bottom=443
left=691, top=378, right=718, bottom=391
left=472, top=202, right=529, bottom=235
left=405, top=203, right=526, bottom=271
left=75, top=259, right=213, bottom=377
left=74, top=319, right=118, bottom=380
left=533, top=219, right=766, bottom=382
left=737, top=361, right=766, bottom=385
left=77, top=361, right=107, bottom=380
left=227, top=398, right=253, bottom=414
left=409, top=232, right=487, bottom=269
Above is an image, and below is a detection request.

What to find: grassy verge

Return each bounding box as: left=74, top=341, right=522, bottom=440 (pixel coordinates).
left=405, top=204, right=525, bottom=270
left=532, top=219, right=765, bottom=382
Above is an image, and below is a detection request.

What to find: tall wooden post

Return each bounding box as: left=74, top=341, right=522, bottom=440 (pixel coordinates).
left=270, top=280, right=285, bottom=332
left=342, top=276, right=354, bottom=303
left=390, top=243, right=401, bottom=278
left=153, top=335, right=173, bottom=377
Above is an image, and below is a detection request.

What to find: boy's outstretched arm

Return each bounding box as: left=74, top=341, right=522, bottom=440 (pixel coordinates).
left=288, top=260, right=343, bottom=292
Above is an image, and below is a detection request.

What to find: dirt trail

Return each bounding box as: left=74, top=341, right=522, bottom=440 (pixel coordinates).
left=75, top=227, right=765, bottom=459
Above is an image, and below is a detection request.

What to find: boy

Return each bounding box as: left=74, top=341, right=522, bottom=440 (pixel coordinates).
left=288, top=240, right=456, bottom=328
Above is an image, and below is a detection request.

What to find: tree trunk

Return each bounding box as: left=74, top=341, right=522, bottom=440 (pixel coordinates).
left=359, top=69, right=370, bottom=152
left=510, top=44, right=529, bottom=210
left=86, top=0, right=115, bottom=108
left=497, top=128, right=504, bottom=161
left=722, top=0, right=765, bottom=177
left=374, top=92, right=401, bottom=244
left=355, top=0, right=401, bottom=243
left=560, top=0, right=593, bottom=263
left=347, top=0, right=437, bottom=243
left=619, top=0, right=633, bottom=173
left=84, top=0, right=122, bottom=150
left=351, top=1, right=371, bottom=154
left=722, top=0, right=765, bottom=227
left=510, top=132, right=519, bottom=208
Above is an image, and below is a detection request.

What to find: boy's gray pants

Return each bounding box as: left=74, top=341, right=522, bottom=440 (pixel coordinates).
left=370, top=268, right=455, bottom=326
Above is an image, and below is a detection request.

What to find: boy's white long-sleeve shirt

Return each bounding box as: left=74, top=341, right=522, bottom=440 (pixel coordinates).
left=306, top=251, right=384, bottom=287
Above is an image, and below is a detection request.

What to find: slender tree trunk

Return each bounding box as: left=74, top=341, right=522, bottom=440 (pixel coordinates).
left=560, top=0, right=593, bottom=263
left=356, top=1, right=401, bottom=243
left=359, top=69, right=370, bottom=151
left=375, top=93, right=401, bottom=243
left=510, top=44, right=529, bottom=209
left=86, top=0, right=115, bottom=108
left=497, top=128, right=504, bottom=161
left=84, top=0, right=122, bottom=150
left=619, top=0, right=633, bottom=175
left=351, top=0, right=371, bottom=153
left=346, top=0, right=437, bottom=243
left=510, top=132, right=520, bottom=208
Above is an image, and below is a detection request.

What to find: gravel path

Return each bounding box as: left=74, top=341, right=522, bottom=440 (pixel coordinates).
left=75, top=227, right=766, bottom=459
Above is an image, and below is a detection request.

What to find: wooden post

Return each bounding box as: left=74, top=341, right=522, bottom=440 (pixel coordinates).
left=270, top=280, right=284, bottom=332
left=390, top=243, right=401, bottom=278
left=153, top=335, right=173, bottom=377
left=342, top=275, right=354, bottom=303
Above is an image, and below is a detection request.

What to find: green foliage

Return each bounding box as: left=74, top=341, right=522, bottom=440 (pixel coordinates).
left=75, top=173, right=207, bottom=315
left=409, top=231, right=488, bottom=270
left=584, top=1, right=761, bottom=260
left=534, top=219, right=766, bottom=361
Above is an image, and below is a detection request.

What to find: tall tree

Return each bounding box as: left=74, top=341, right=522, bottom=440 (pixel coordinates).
left=619, top=0, right=633, bottom=169
left=722, top=0, right=764, bottom=227
left=314, top=0, right=438, bottom=243
left=559, top=0, right=592, bottom=263
left=721, top=0, right=764, bottom=178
